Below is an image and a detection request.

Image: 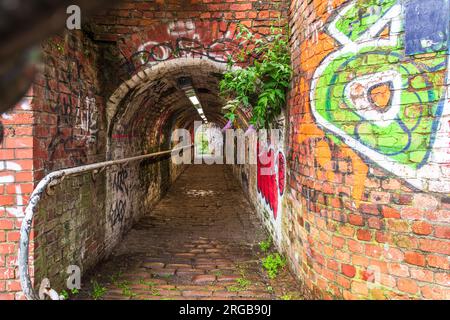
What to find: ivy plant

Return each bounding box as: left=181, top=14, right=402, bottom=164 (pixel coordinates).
left=220, top=24, right=292, bottom=129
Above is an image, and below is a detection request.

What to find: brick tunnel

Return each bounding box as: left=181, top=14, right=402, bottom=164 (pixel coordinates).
left=0, top=0, right=449, bottom=300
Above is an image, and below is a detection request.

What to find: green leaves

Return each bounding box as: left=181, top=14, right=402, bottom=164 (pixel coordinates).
left=262, top=253, right=286, bottom=279
left=259, top=237, right=273, bottom=252
left=219, top=24, right=292, bottom=129
left=90, top=280, right=107, bottom=300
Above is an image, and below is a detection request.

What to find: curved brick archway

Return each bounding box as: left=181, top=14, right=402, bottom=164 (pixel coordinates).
left=103, top=58, right=238, bottom=254
left=106, top=58, right=229, bottom=157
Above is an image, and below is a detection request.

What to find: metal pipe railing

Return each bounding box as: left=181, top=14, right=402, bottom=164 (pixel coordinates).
left=19, top=145, right=192, bottom=300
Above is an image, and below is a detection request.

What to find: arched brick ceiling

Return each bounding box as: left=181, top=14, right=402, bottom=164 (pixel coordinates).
left=108, top=58, right=247, bottom=156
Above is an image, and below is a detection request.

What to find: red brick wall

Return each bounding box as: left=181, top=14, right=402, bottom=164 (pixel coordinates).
left=0, top=89, right=34, bottom=300
left=286, top=0, right=450, bottom=299
left=33, top=32, right=105, bottom=174
left=88, top=0, right=289, bottom=83
left=29, top=31, right=108, bottom=295
left=0, top=30, right=108, bottom=298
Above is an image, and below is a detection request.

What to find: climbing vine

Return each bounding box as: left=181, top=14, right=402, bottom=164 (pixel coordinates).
left=220, top=24, right=292, bottom=129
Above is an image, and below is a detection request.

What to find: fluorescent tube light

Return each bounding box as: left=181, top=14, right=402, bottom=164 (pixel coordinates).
left=189, top=96, right=200, bottom=105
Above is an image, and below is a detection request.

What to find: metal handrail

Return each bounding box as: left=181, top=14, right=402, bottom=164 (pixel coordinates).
left=19, top=145, right=193, bottom=300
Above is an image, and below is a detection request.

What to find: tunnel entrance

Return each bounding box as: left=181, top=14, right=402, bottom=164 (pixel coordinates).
left=103, top=58, right=240, bottom=252
left=72, top=56, right=298, bottom=300
left=106, top=57, right=233, bottom=157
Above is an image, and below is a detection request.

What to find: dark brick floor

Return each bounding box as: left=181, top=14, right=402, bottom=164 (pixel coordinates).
left=77, top=165, right=304, bottom=300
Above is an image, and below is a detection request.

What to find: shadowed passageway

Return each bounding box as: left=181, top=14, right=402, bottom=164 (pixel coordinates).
left=78, top=165, right=303, bottom=300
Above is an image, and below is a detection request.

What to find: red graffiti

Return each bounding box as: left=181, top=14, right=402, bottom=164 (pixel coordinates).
left=257, top=144, right=286, bottom=219
left=278, top=151, right=286, bottom=196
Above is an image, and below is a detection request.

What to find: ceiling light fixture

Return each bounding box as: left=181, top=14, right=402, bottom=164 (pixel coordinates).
left=189, top=96, right=200, bottom=105
left=184, top=87, right=208, bottom=123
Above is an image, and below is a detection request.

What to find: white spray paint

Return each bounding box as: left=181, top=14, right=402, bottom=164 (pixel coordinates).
left=0, top=161, right=25, bottom=218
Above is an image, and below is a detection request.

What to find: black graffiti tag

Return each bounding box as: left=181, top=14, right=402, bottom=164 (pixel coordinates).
left=109, top=167, right=130, bottom=229
left=112, top=167, right=129, bottom=195
left=118, top=24, right=269, bottom=79
left=109, top=199, right=126, bottom=227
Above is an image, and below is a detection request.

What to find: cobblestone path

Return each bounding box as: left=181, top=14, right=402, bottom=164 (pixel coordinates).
left=77, top=165, right=304, bottom=300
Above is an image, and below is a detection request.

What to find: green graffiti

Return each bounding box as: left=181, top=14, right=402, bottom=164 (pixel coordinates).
left=335, top=0, right=398, bottom=42
left=313, top=1, right=447, bottom=170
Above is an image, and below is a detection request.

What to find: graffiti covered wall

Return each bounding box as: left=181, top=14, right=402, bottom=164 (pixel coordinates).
left=255, top=132, right=287, bottom=242
left=286, top=0, right=450, bottom=299
left=311, top=0, right=450, bottom=193
left=31, top=31, right=109, bottom=293
left=231, top=122, right=288, bottom=247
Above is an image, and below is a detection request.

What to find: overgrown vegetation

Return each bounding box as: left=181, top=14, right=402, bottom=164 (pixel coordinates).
left=259, top=237, right=273, bottom=253
left=220, top=24, right=292, bottom=129
left=227, top=265, right=252, bottom=292
left=60, top=287, right=79, bottom=300
left=280, top=293, right=293, bottom=300
left=110, top=271, right=123, bottom=285
left=227, top=277, right=252, bottom=292
left=213, top=270, right=223, bottom=277
left=262, top=253, right=286, bottom=279
left=117, top=281, right=137, bottom=299
left=90, top=280, right=107, bottom=300
left=60, top=290, right=69, bottom=300
left=138, top=279, right=161, bottom=296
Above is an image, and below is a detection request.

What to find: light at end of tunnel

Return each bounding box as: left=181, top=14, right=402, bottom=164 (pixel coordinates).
left=184, top=88, right=208, bottom=122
